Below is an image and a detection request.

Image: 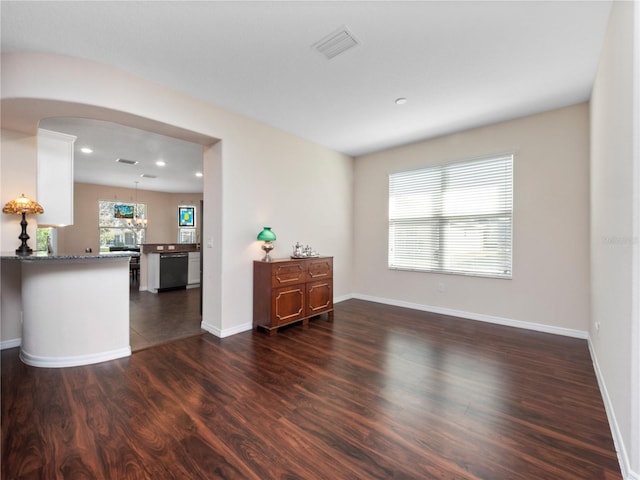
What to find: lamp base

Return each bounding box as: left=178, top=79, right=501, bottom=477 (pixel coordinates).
left=16, top=212, right=33, bottom=256
left=16, top=245, right=33, bottom=256
left=261, top=242, right=275, bottom=262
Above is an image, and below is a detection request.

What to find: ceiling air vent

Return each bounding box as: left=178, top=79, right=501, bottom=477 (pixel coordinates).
left=140, top=174, right=157, bottom=179
left=115, top=158, right=138, bottom=165
left=313, top=26, right=359, bottom=60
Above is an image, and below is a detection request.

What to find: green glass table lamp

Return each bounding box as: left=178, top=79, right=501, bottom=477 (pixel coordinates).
left=257, top=227, right=276, bottom=261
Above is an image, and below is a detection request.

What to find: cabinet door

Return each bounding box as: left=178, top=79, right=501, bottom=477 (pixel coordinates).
left=306, top=280, right=332, bottom=316
left=188, top=252, right=200, bottom=285
left=147, top=254, right=160, bottom=293
left=271, top=285, right=305, bottom=326
left=37, top=129, right=76, bottom=226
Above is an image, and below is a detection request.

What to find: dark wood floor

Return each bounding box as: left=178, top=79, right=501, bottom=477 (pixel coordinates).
left=2, top=299, right=621, bottom=479
left=129, top=284, right=203, bottom=351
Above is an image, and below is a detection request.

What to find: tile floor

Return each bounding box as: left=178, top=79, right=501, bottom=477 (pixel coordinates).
left=129, top=284, right=203, bottom=351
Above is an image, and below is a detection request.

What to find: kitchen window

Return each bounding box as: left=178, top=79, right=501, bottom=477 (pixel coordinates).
left=388, top=153, right=513, bottom=278
left=98, top=200, right=146, bottom=250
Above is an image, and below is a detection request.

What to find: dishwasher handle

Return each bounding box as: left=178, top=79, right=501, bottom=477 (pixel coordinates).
left=160, top=252, right=188, bottom=259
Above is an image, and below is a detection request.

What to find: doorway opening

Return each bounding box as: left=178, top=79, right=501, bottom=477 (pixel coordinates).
left=38, top=116, right=210, bottom=351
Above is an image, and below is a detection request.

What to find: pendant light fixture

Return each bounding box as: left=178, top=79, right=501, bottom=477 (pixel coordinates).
left=127, top=181, right=147, bottom=227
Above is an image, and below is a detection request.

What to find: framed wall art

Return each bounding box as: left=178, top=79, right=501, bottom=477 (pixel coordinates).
left=178, top=206, right=195, bottom=227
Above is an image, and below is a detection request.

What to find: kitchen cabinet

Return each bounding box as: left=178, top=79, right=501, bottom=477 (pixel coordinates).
left=253, top=256, right=333, bottom=335
left=188, top=251, right=200, bottom=286
left=37, top=128, right=76, bottom=226
left=147, top=253, right=160, bottom=293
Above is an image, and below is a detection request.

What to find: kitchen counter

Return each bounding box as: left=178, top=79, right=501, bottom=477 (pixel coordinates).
left=1, top=251, right=139, bottom=261
left=2, top=251, right=133, bottom=367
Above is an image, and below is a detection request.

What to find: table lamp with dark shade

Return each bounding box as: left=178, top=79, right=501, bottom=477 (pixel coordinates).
left=2, top=194, right=44, bottom=255
left=257, top=227, right=276, bottom=261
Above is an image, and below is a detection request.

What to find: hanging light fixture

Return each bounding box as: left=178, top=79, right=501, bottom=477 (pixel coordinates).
left=127, top=181, right=147, bottom=227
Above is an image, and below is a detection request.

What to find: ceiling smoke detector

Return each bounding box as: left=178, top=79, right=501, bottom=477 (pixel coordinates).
left=115, top=158, right=138, bottom=165
left=313, top=26, right=360, bottom=60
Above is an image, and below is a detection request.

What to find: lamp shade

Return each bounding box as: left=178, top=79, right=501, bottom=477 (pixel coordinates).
left=257, top=227, right=276, bottom=242
left=3, top=194, right=44, bottom=215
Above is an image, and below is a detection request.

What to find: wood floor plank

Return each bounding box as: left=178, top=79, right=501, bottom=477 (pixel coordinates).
left=2, top=299, right=622, bottom=479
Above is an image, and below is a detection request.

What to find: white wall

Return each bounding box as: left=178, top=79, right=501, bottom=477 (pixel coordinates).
left=353, top=104, right=590, bottom=335
left=0, top=52, right=354, bottom=341
left=1, top=129, right=38, bottom=253
left=0, top=129, right=37, bottom=344
left=590, top=1, right=639, bottom=478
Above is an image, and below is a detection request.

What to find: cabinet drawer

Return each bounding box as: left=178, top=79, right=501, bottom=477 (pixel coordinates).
left=306, top=280, right=333, bottom=316
left=308, top=258, right=332, bottom=279
left=272, top=285, right=305, bottom=326
left=272, top=262, right=306, bottom=286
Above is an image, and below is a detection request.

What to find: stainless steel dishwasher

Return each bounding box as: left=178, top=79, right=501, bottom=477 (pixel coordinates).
left=159, top=252, right=189, bottom=290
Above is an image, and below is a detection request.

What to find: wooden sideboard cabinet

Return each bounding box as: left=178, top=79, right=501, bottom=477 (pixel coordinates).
left=253, top=256, right=333, bottom=334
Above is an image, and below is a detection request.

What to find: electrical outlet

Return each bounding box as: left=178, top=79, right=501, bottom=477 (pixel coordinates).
left=595, top=322, right=601, bottom=332
left=438, top=282, right=446, bottom=293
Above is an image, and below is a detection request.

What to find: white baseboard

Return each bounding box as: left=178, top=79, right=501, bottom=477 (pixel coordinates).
left=200, top=321, right=221, bottom=337
left=333, top=294, right=353, bottom=304
left=19, top=346, right=131, bottom=368
left=0, top=338, right=21, bottom=350
left=201, top=320, right=253, bottom=338
left=351, top=293, right=589, bottom=339
left=588, top=339, right=639, bottom=480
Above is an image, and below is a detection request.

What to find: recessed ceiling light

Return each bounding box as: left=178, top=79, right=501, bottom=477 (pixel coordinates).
left=156, top=160, right=166, bottom=166
left=395, top=97, right=408, bottom=105
left=195, top=172, right=203, bottom=178
left=80, top=147, right=93, bottom=154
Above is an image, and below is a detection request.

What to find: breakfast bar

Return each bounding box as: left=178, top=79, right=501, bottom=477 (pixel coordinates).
left=2, top=251, right=136, bottom=368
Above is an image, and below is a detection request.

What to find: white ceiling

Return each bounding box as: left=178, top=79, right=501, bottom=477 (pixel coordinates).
left=1, top=1, right=612, bottom=191
left=40, top=117, right=205, bottom=194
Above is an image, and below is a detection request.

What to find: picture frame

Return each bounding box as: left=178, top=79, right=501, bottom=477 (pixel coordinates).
left=114, top=204, right=134, bottom=219
left=178, top=206, right=195, bottom=227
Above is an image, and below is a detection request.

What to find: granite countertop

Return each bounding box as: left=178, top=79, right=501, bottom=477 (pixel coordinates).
left=1, top=251, right=139, bottom=261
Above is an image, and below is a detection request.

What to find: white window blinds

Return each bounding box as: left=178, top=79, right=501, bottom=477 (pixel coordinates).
left=388, top=154, right=513, bottom=278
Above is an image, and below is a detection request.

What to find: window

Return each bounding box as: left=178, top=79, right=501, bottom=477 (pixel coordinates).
left=36, top=227, right=56, bottom=253
left=388, top=154, right=513, bottom=278
left=98, top=200, right=146, bottom=250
